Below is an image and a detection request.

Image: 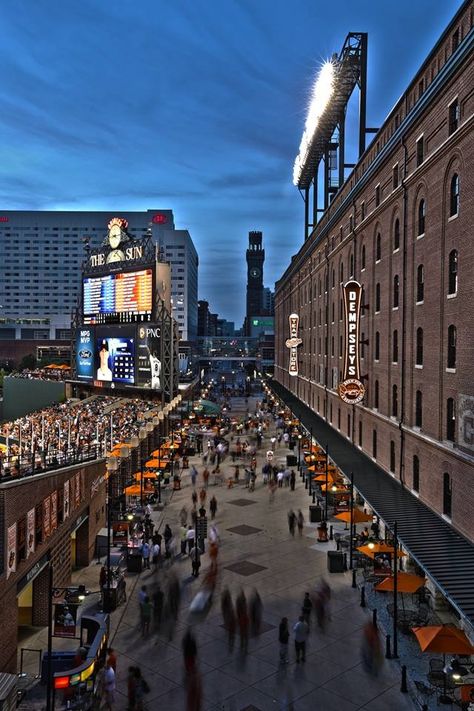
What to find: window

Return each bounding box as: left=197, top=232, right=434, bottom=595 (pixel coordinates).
left=393, top=218, right=400, bottom=251
left=449, top=99, right=459, bottom=135
left=375, top=184, right=380, bottom=207
left=413, top=456, right=420, bottom=492
left=452, top=28, right=459, bottom=52
left=393, top=330, right=398, bottom=363
left=447, top=325, right=456, bottom=369
left=376, top=233, right=381, bottom=261
left=416, top=327, right=424, bottom=366
left=416, top=136, right=424, bottom=167
left=448, top=250, right=458, bottom=295
left=447, top=398, right=456, bottom=442
left=392, top=384, right=398, bottom=417
left=374, top=380, right=379, bottom=409
left=361, top=201, right=365, bottom=220
left=361, top=244, right=366, bottom=270
left=390, top=441, right=396, bottom=472
left=340, top=263, right=344, bottom=283
left=418, top=199, right=426, bottom=236
left=347, top=414, right=351, bottom=437
left=443, top=473, right=452, bottom=517
left=375, top=331, right=380, bottom=360
left=416, top=264, right=424, bottom=302
left=415, top=390, right=423, bottom=427
left=349, top=253, right=354, bottom=277
left=393, top=164, right=399, bottom=190
left=393, top=275, right=399, bottom=308
left=375, top=283, right=381, bottom=312
left=339, top=334, right=343, bottom=356
left=372, top=430, right=377, bottom=458
left=358, top=421, right=363, bottom=447
left=332, top=269, right=335, bottom=288
left=450, top=174, right=459, bottom=216
left=337, top=408, right=341, bottom=429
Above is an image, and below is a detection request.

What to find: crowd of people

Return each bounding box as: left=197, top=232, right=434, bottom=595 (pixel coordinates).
left=0, top=396, right=157, bottom=477
left=9, top=366, right=71, bottom=381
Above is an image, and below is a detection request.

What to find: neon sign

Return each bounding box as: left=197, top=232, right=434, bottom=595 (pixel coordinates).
left=338, top=281, right=365, bottom=404
left=285, top=313, right=302, bottom=377
left=152, top=214, right=168, bottom=224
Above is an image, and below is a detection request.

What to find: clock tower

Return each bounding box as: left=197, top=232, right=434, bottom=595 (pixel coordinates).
left=245, top=231, right=264, bottom=334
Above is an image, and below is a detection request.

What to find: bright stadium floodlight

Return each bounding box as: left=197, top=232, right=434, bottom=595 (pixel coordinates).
left=293, top=60, right=336, bottom=186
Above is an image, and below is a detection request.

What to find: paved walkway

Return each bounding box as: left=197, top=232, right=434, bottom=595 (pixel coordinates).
left=18, top=391, right=418, bottom=710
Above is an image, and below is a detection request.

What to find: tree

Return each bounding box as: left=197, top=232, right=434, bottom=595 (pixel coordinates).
left=18, top=353, right=36, bottom=371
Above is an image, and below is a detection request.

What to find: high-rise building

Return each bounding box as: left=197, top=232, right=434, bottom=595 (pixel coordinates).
left=245, top=231, right=265, bottom=335
left=159, top=229, right=198, bottom=342
left=263, top=287, right=275, bottom=315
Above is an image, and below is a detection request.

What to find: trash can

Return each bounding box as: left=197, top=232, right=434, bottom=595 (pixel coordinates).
left=286, top=455, right=298, bottom=466
left=173, top=476, right=181, bottom=491
left=327, top=550, right=345, bottom=573
left=309, top=505, right=322, bottom=523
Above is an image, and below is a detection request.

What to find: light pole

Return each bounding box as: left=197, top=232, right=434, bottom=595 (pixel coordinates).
left=393, top=521, right=399, bottom=659
left=297, top=434, right=302, bottom=473
left=324, top=444, right=329, bottom=521
left=349, top=472, right=354, bottom=570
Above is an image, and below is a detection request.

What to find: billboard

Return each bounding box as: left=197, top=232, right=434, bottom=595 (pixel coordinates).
left=285, top=313, right=302, bottom=376
left=96, top=327, right=135, bottom=385
left=137, top=325, right=161, bottom=390
left=338, top=281, right=365, bottom=404
left=83, top=268, right=153, bottom=323
left=76, top=327, right=95, bottom=380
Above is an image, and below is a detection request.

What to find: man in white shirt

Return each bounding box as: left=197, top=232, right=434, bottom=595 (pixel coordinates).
left=293, top=616, right=309, bottom=663
left=103, top=660, right=116, bottom=709
left=186, top=525, right=195, bottom=553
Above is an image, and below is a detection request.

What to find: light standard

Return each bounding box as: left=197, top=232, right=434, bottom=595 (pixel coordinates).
left=297, top=434, right=302, bottom=473
left=324, top=444, right=330, bottom=521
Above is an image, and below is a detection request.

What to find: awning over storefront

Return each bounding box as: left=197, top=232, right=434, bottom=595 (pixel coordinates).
left=270, top=380, right=474, bottom=628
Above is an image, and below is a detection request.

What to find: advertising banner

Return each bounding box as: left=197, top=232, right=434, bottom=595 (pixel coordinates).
left=112, top=522, right=129, bottom=546
left=43, top=496, right=51, bottom=539
left=95, top=326, right=135, bottom=385
left=53, top=602, right=78, bottom=638
left=51, top=491, right=58, bottom=532
left=76, top=328, right=94, bottom=380
left=64, top=480, right=70, bottom=519
left=285, top=313, right=302, bottom=376
left=338, top=281, right=366, bottom=404
left=7, top=523, right=17, bottom=578
left=27, top=508, right=35, bottom=558
left=137, top=324, right=161, bottom=390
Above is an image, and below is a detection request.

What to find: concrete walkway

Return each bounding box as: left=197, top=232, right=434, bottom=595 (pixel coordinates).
left=19, top=391, right=418, bottom=710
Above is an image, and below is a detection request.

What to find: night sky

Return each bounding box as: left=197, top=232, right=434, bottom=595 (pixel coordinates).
left=0, top=1, right=463, bottom=325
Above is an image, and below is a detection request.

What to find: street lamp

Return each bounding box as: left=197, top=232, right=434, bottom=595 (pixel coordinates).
left=324, top=444, right=330, bottom=521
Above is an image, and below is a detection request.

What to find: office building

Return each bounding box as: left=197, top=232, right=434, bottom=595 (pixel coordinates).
left=159, top=229, right=198, bottom=342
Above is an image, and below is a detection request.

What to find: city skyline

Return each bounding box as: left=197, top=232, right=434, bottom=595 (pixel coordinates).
left=0, top=0, right=463, bottom=323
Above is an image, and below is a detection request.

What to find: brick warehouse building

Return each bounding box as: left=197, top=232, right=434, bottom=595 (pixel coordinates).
left=275, top=2, right=474, bottom=544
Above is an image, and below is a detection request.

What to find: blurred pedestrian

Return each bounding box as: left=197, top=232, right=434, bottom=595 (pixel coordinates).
left=236, top=590, right=249, bottom=654
left=302, top=592, right=312, bottom=626
left=186, top=668, right=202, bottom=711
left=361, top=620, right=383, bottom=676
left=106, top=647, right=117, bottom=673
left=127, top=666, right=137, bottom=711
left=250, top=589, right=263, bottom=636
left=133, top=667, right=150, bottom=711
left=279, top=617, right=290, bottom=664
left=164, top=524, right=172, bottom=557
left=209, top=495, right=217, bottom=519
left=221, top=588, right=236, bottom=652
left=152, top=584, right=164, bottom=631
left=186, top=525, right=195, bottom=553
left=141, top=596, right=152, bottom=637
left=180, top=505, right=188, bottom=526
left=102, top=658, right=116, bottom=710
left=190, top=545, right=201, bottom=577
left=288, top=509, right=296, bottom=536
left=182, top=628, right=197, bottom=673
left=290, top=470, right=296, bottom=491
left=297, top=509, right=304, bottom=536
left=151, top=541, right=160, bottom=570
left=141, top=541, right=150, bottom=570
left=293, top=615, right=309, bottom=663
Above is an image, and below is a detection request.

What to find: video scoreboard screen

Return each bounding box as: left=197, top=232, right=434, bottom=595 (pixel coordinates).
left=83, top=269, right=153, bottom=323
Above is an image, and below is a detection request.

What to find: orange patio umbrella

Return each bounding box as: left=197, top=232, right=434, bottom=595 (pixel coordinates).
left=375, top=572, right=425, bottom=594
left=134, top=471, right=158, bottom=481
left=124, top=484, right=142, bottom=496
left=412, top=625, right=474, bottom=656
left=150, top=450, right=170, bottom=458
left=320, top=483, right=348, bottom=492
left=145, top=459, right=170, bottom=468
left=335, top=509, right=373, bottom=524
left=313, top=472, right=336, bottom=483
left=357, top=543, right=406, bottom=559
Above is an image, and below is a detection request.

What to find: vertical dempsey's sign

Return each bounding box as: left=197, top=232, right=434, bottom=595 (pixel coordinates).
left=285, top=313, right=302, bottom=376
left=338, top=281, right=365, bottom=404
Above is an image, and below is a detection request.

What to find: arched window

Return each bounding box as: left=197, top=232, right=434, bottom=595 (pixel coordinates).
left=374, top=380, right=379, bottom=409
left=393, top=218, right=400, bottom=251
left=376, top=233, right=381, bottom=261
left=392, top=384, right=398, bottom=417
left=340, top=263, right=344, bottom=283
left=349, top=253, right=354, bottom=277
left=443, top=473, right=452, bottom=517
left=393, top=275, right=399, bottom=308
left=448, top=249, right=458, bottom=294
left=450, top=173, right=459, bottom=216
left=415, top=390, right=423, bottom=427
left=447, top=398, right=456, bottom=442
left=416, top=264, right=424, bottom=302
left=375, top=283, right=381, bottom=312
left=447, top=325, right=456, bottom=368
left=390, top=441, right=396, bottom=472
left=418, top=199, right=426, bottom=236
left=358, top=420, right=363, bottom=447
left=413, top=455, right=420, bottom=492
left=361, top=244, right=366, bottom=270
left=332, top=269, right=335, bottom=288
left=393, top=330, right=398, bottom=362
left=372, top=430, right=377, bottom=458
left=416, top=327, right=423, bottom=366
left=318, top=278, right=321, bottom=296
left=375, top=332, right=380, bottom=360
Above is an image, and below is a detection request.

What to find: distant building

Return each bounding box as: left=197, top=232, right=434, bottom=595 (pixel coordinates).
left=198, top=300, right=211, bottom=337
left=263, top=287, right=275, bottom=315
left=159, top=229, right=198, bottom=342
left=244, top=231, right=265, bottom=336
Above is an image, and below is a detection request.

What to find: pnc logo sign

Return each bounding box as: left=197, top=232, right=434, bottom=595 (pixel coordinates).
left=338, top=281, right=365, bottom=404
left=285, top=313, right=302, bottom=377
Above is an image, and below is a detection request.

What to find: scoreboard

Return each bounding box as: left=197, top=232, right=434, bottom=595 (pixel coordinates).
left=83, top=269, right=153, bottom=323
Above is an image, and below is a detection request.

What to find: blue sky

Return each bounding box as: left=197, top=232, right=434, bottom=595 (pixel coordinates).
left=0, top=0, right=463, bottom=324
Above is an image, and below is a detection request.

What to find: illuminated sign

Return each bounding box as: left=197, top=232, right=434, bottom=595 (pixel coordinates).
left=152, top=214, right=168, bottom=224
left=285, top=313, right=302, bottom=377
left=338, top=281, right=365, bottom=404
left=83, top=269, right=153, bottom=322
left=0, top=216, right=9, bottom=222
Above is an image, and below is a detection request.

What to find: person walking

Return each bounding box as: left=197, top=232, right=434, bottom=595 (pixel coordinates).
left=297, top=509, right=305, bottom=536
left=302, top=592, right=312, bottom=626
left=288, top=509, right=296, bottom=537
left=152, top=584, right=164, bottom=631
left=203, top=467, right=210, bottom=489
left=133, top=667, right=150, bottom=711
left=209, top=495, right=217, bottom=519
left=221, top=588, right=236, bottom=652
left=279, top=617, right=290, bottom=664
left=102, top=658, right=116, bottom=710
left=106, top=648, right=117, bottom=674
left=190, top=465, right=198, bottom=487
left=182, top=628, right=198, bottom=673
left=293, top=615, right=309, bottom=662
left=249, top=589, right=263, bottom=636
left=127, top=666, right=137, bottom=711
left=141, top=596, right=152, bottom=637
left=141, top=541, right=150, bottom=570
left=180, top=524, right=187, bottom=556
left=179, top=505, right=188, bottom=527
left=186, top=525, right=195, bottom=553
left=190, top=545, right=201, bottom=577
left=290, top=470, right=296, bottom=491
left=236, top=590, right=249, bottom=654
left=151, top=541, right=160, bottom=571
left=164, top=524, right=172, bottom=558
